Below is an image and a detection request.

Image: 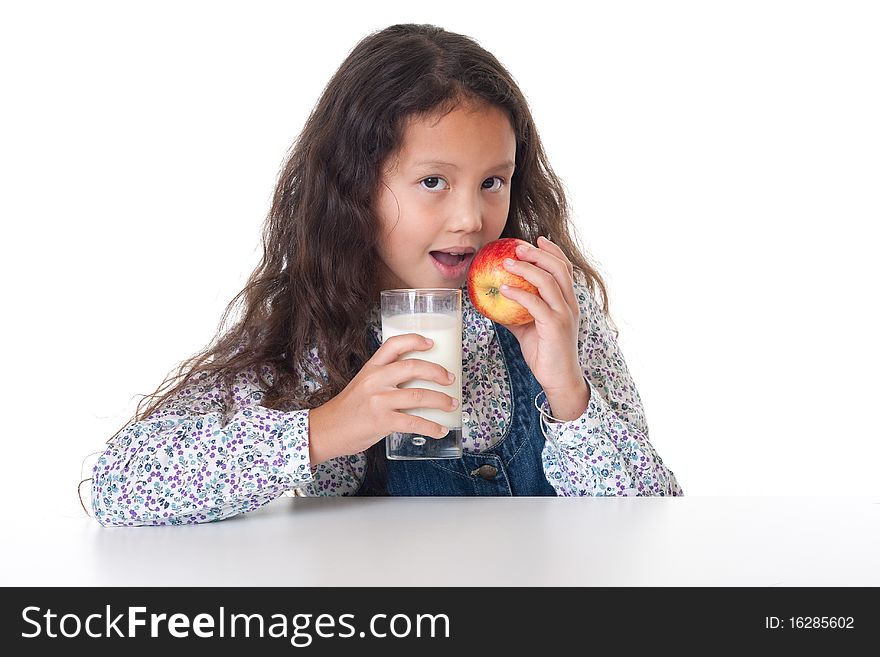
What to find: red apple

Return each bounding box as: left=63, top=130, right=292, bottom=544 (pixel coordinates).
left=467, top=238, right=537, bottom=325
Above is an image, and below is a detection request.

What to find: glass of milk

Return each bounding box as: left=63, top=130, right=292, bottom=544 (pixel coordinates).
left=380, top=288, right=463, bottom=459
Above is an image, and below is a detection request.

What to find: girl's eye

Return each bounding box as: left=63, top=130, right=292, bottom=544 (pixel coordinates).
left=420, top=177, right=449, bottom=191
left=482, top=176, right=505, bottom=192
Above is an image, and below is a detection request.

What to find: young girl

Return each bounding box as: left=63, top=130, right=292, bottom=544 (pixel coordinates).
left=89, top=23, right=682, bottom=526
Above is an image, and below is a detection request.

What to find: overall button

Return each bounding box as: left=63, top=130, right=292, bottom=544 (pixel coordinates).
left=471, top=464, right=498, bottom=480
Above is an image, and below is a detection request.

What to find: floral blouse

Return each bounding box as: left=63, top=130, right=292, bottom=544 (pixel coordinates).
left=91, top=282, right=682, bottom=526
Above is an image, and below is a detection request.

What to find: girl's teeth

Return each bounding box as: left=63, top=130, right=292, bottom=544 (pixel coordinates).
left=432, top=252, right=466, bottom=266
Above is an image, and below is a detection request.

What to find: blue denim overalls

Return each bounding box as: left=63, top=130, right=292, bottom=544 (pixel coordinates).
left=357, top=320, right=557, bottom=496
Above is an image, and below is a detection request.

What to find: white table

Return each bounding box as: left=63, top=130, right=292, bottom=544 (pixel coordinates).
left=5, top=496, right=879, bottom=586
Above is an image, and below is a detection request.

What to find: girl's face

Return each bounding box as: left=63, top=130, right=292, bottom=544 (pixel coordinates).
left=374, top=102, right=517, bottom=290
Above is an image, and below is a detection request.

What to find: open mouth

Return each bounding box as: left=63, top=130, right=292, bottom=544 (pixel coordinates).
left=430, top=251, right=474, bottom=278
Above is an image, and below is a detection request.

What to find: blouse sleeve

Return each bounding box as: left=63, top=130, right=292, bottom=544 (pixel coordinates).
left=90, top=365, right=316, bottom=526
left=538, top=285, right=683, bottom=496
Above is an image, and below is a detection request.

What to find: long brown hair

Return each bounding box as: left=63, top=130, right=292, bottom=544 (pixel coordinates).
left=90, top=23, right=614, bottom=499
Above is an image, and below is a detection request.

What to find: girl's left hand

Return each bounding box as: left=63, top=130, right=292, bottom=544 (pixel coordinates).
left=498, top=236, right=583, bottom=396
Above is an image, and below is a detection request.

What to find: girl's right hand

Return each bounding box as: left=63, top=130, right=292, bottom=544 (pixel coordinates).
left=307, top=333, right=458, bottom=465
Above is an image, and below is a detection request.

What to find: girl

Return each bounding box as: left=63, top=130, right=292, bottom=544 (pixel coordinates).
left=89, top=23, right=682, bottom=526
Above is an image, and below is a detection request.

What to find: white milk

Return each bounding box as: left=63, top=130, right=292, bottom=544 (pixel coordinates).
left=381, top=311, right=462, bottom=429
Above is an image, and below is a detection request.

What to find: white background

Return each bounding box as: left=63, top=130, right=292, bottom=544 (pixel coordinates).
left=1, top=0, right=878, bottom=529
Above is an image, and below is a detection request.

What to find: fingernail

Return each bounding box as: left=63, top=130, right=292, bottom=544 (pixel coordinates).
left=500, top=284, right=510, bottom=291
left=504, top=258, right=516, bottom=267
left=516, top=244, right=529, bottom=254
left=451, top=398, right=459, bottom=409
left=447, top=371, right=455, bottom=382
left=425, top=338, right=433, bottom=346
left=438, top=426, right=449, bottom=437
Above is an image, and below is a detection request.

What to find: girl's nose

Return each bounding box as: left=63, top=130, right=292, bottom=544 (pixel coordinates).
left=448, top=192, right=483, bottom=233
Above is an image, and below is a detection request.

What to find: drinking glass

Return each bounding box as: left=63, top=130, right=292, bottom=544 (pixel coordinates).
left=380, top=288, right=463, bottom=459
